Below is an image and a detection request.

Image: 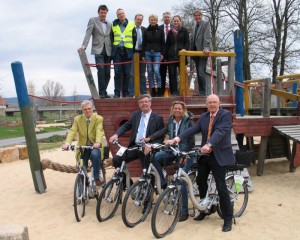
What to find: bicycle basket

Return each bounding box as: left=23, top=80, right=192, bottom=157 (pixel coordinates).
left=235, top=150, right=253, bottom=167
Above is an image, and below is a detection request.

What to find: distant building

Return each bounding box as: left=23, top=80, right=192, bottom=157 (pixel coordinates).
left=0, top=97, right=8, bottom=116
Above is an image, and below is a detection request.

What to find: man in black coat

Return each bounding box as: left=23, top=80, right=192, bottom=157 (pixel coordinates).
left=129, top=13, right=147, bottom=96
left=109, top=94, right=164, bottom=168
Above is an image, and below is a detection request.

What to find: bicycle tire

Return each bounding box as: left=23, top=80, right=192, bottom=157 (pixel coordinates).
left=216, top=174, right=249, bottom=218
left=96, top=178, right=123, bottom=222
left=151, top=187, right=182, bottom=238
left=122, top=180, right=153, bottom=228
left=74, top=174, right=86, bottom=222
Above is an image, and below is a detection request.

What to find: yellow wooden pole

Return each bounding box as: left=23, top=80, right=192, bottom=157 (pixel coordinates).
left=133, top=53, right=140, bottom=97
left=179, top=54, right=186, bottom=96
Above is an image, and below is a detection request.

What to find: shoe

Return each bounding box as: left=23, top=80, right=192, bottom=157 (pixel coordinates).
left=178, top=213, right=189, bottom=222
left=113, top=95, right=120, bottom=98
left=105, top=94, right=111, bottom=98
left=193, top=212, right=207, bottom=221
left=100, top=95, right=106, bottom=99
left=222, top=220, right=232, bottom=232
left=103, top=158, right=113, bottom=168
left=161, top=183, right=167, bottom=190
left=95, top=179, right=103, bottom=186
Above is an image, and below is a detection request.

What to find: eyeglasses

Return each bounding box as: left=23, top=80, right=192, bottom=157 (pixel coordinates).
left=139, top=100, right=151, bottom=104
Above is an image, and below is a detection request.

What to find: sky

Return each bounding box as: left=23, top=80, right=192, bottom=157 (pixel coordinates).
left=0, top=0, right=180, bottom=98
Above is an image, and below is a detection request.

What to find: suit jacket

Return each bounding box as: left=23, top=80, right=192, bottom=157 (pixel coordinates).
left=132, top=26, right=146, bottom=51
left=159, top=24, right=172, bottom=43
left=178, top=108, right=235, bottom=166
left=116, top=110, right=164, bottom=147
left=81, top=17, right=112, bottom=56
left=66, top=113, right=105, bottom=146
left=190, top=20, right=211, bottom=51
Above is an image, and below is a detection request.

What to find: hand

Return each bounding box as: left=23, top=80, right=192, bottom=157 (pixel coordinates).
left=93, top=143, right=101, bottom=149
left=203, top=49, right=209, bottom=55
left=200, top=144, right=211, bottom=154
left=143, top=137, right=151, bottom=142
left=109, top=134, right=118, bottom=143
left=62, top=143, right=69, bottom=150
left=143, top=145, right=152, bottom=155
left=164, top=139, right=175, bottom=145
left=160, top=54, right=164, bottom=60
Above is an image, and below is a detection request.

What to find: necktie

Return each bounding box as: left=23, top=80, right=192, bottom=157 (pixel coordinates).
left=165, top=25, right=169, bottom=37
left=86, top=120, right=91, bottom=145
left=207, top=115, right=215, bottom=141
left=193, top=23, right=200, bottom=49
left=136, top=27, right=142, bottom=49
left=136, top=114, right=146, bottom=143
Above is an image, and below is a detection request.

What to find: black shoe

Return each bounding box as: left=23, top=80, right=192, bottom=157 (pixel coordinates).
left=113, top=95, right=120, bottom=98
left=105, top=94, right=111, bottom=98
left=222, top=220, right=232, bottom=232
left=178, top=213, right=189, bottom=222
left=100, top=95, right=106, bottom=99
left=193, top=212, right=207, bottom=221
left=161, top=183, right=167, bottom=190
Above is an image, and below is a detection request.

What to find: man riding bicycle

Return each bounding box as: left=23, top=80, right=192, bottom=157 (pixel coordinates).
left=62, top=100, right=105, bottom=186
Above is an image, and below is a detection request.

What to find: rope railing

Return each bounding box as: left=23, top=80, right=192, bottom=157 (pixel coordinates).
left=28, top=95, right=92, bottom=104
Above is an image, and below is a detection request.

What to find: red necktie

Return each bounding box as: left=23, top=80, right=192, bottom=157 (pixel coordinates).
left=165, top=25, right=169, bottom=35
left=207, top=115, right=215, bottom=141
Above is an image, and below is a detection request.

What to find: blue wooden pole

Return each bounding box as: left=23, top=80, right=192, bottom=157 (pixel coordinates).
left=11, top=61, right=46, bottom=193
left=234, top=30, right=244, bottom=116
left=234, top=30, right=245, bottom=150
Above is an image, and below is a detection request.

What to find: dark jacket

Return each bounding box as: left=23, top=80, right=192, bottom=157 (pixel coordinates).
left=178, top=108, right=235, bottom=166
left=164, top=27, right=190, bottom=61
left=148, top=112, right=195, bottom=152
left=132, top=26, right=146, bottom=51
left=116, top=110, right=164, bottom=147
left=141, top=24, right=165, bottom=57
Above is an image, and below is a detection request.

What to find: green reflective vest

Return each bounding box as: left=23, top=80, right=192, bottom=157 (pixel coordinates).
left=112, top=21, right=134, bottom=48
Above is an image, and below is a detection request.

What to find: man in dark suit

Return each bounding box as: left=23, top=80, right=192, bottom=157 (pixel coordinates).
left=168, top=94, right=235, bottom=232
left=109, top=94, right=164, bottom=168
left=129, top=13, right=147, bottom=96
left=159, top=11, right=171, bottom=96
left=190, top=9, right=211, bottom=96
left=79, top=5, right=112, bottom=99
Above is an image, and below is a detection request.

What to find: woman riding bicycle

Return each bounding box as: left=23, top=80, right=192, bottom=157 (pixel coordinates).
left=62, top=100, right=105, bottom=187
left=144, top=100, right=195, bottom=222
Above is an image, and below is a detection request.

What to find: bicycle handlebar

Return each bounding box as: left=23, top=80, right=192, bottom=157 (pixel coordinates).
left=63, top=145, right=94, bottom=151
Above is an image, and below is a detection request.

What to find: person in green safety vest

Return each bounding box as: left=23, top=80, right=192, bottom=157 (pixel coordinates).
left=111, top=8, right=135, bottom=98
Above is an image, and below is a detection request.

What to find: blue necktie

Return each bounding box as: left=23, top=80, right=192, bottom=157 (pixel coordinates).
left=136, top=113, right=145, bottom=143
left=136, top=27, right=142, bottom=49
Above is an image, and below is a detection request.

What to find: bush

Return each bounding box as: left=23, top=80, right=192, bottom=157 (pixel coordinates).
left=38, top=134, right=65, bottom=143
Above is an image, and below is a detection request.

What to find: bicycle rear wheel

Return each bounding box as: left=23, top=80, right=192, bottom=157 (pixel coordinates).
left=122, top=180, right=153, bottom=228
left=217, top=174, right=249, bottom=218
left=151, top=187, right=182, bottom=238
left=74, top=174, right=86, bottom=222
left=96, top=178, right=123, bottom=222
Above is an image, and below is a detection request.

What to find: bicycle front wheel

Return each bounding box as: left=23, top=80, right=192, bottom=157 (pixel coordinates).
left=217, top=174, right=249, bottom=218
left=122, top=180, right=153, bottom=228
left=74, top=174, right=86, bottom=222
left=151, top=186, right=182, bottom=239
left=96, top=178, right=123, bottom=222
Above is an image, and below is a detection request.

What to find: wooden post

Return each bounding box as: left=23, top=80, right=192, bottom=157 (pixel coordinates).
left=276, top=79, right=282, bottom=115
left=133, top=53, right=140, bottom=97
left=11, top=61, right=47, bottom=193
left=179, top=54, right=186, bottom=96
left=227, top=56, right=235, bottom=95
left=216, top=58, right=222, bottom=95
left=77, top=49, right=99, bottom=99
left=257, top=78, right=271, bottom=176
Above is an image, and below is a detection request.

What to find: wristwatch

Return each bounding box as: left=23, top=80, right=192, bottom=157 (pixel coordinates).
left=207, top=142, right=212, bottom=148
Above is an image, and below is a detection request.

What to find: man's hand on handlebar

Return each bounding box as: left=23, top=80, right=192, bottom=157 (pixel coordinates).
left=109, top=134, right=118, bottom=144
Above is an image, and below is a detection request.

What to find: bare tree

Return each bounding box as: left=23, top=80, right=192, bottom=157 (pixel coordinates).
left=42, top=80, right=65, bottom=106
left=27, top=80, right=37, bottom=107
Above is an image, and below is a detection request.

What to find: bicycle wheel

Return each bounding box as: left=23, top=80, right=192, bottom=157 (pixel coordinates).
left=96, top=178, right=123, bottom=222
left=217, top=175, right=249, bottom=218
left=151, top=187, right=182, bottom=238
left=74, top=174, right=86, bottom=222
left=122, top=180, right=153, bottom=228
left=188, top=171, right=199, bottom=196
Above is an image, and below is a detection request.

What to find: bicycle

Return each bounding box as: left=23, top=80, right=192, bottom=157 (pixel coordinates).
left=121, top=143, right=169, bottom=228
left=66, top=145, right=106, bottom=222
left=96, top=140, right=142, bottom=222
left=151, top=146, right=249, bottom=238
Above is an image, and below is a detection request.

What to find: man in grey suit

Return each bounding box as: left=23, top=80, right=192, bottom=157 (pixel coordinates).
left=167, top=94, right=235, bottom=232
left=79, top=5, right=112, bottom=99
left=190, top=9, right=211, bottom=96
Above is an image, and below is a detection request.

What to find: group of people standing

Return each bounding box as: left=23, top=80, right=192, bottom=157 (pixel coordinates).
left=79, top=5, right=211, bottom=99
